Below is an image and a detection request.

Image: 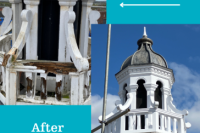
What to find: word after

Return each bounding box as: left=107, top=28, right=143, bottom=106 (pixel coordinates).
left=31, top=122, right=64, bottom=132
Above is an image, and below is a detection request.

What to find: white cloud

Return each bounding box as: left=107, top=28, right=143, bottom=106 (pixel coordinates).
left=92, top=63, right=200, bottom=133
left=91, top=94, right=120, bottom=132
left=170, top=62, right=200, bottom=132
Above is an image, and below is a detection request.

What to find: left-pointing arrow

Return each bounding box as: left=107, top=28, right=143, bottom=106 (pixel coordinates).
left=120, top=3, right=180, bottom=7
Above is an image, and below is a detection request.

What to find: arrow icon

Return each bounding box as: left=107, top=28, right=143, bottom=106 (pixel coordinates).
left=120, top=3, right=180, bottom=7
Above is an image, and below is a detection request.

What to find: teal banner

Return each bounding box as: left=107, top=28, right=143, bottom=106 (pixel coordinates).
left=0, top=106, right=91, bottom=133
left=107, top=0, right=200, bottom=24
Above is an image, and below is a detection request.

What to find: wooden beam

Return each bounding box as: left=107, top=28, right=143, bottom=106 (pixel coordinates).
left=40, top=77, right=47, bottom=100
left=55, top=81, right=62, bottom=101
left=21, top=59, right=91, bottom=74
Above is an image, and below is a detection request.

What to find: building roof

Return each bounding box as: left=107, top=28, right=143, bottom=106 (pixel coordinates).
left=121, top=27, right=168, bottom=70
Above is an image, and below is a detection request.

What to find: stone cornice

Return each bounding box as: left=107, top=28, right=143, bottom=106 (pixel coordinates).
left=9, top=0, right=22, bottom=4
left=24, top=0, right=40, bottom=5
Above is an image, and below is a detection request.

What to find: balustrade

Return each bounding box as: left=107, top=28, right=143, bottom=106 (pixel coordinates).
left=98, top=108, right=185, bottom=133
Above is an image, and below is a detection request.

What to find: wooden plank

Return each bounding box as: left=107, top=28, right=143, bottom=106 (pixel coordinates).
left=40, top=77, right=47, bottom=100
left=55, top=81, right=62, bottom=101
left=21, top=59, right=91, bottom=74
left=55, top=74, right=63, bottom=101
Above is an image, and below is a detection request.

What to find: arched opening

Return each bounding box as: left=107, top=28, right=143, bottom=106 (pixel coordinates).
left=136, top=79, right=147, bottom=108
left=155, top=81, right=162, bottom=109
left=123, top=84, right=129, bottom=130
left=136, top=79, right=147, bottom=129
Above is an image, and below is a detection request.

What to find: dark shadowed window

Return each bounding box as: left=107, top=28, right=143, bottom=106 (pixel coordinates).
left=155, top=81, right=162, bottom=109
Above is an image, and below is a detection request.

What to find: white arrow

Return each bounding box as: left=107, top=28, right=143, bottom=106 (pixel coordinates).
left=120, top=3, right=180, bottom=7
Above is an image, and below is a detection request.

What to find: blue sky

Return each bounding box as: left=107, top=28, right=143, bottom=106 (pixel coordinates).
left=91, top=24, right=200, bottom=133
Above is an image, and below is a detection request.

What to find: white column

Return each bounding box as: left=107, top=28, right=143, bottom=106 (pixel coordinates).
left=172, top=118, right=177, bottom=133
left=58, top=0, right=77, bottom=96
left=78, top=71, right=85, bottom=104
left=162, top=87, right=170, bottom=129
left=5, top=67, right=10, bottom=105
left=120, top=115, right=125, bottom=132
left=58, top=0, right=76, bottom=62
left=137, top=115, right=141, bottom=130
left=24, top=0, right=40, bottom=60
left=79, top=0, right=94, bottom=57
left=144, top=84, right=157, bottom=128
left=118, top=90, right=126, bottom=131
left=126, top=85, right=138, bottom=109
left=69, top=72, right=79, bottom=105
left=162, top=87, right=170, bottom=110
left=152, top=111, right=159, bottom=131
left=9, top=0, right=22, bottom=43
left=144, top=84, right=157, bottom=108
left=178, top=118, right=184, bottom=133
left=6, top=68, right=17, bottom=105
left=126, top=85, right=138, bottom=130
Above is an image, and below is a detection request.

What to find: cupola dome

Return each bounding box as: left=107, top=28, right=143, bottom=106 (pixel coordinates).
left=121, top=27, right=168, bottom=70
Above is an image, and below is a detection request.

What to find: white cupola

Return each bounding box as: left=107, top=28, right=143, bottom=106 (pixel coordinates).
left=97, top=27, right=191, bottom=133
left=116, top=27, right=171, bottom=112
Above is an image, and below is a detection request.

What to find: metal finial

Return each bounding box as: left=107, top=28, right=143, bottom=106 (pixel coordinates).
left=143, top=27, right=147, bottom=37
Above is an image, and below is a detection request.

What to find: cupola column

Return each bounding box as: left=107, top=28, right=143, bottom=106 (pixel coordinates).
left=126, top=85, right=138, bottom=109
left=57, top=1, right=77, bottom=98
left=126, top=85, right=138, bottom=130
left=161, top=87, right=170, bottom=110
left=24, top=0, right=40, bottom=60
left=144, top=84, right=157, bottom=128
left=161, top=87, right=171, bottom=130
left=9, top=0, right=22, bottom=44
left=144, top=84, right=157, bottom=108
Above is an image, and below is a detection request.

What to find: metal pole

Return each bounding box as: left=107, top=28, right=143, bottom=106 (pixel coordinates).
left=92, top=109, right=130, bottom=133
left=101, top=24, right=111, bottom=133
